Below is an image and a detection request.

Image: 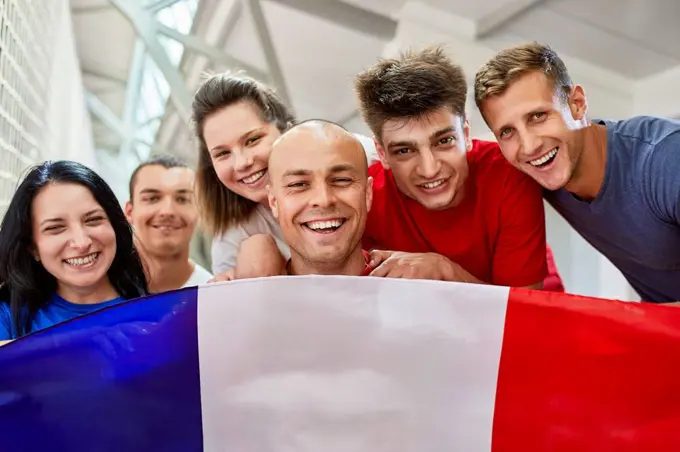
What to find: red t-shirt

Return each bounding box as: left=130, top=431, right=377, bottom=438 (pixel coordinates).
left=286, top=250, right=374, bottom=276
left=363, top=139, right=549, bottom=288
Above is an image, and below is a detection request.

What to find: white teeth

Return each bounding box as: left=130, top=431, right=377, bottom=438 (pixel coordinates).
left=306, top=219, right=343, bottom=230
left=421, top=180, right=444, bottom=189
left=529, top=148, right=558, bottom=167
left=242, top=169, right=265, bottom=184
left=65, top=253, right=98, bottom=266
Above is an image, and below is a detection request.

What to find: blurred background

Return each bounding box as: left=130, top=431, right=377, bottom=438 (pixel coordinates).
left=1, top=0, right=678, bottom=299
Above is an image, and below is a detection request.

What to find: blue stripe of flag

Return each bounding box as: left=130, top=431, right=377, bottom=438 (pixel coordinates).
left=0, top=287, right=203, bottom=452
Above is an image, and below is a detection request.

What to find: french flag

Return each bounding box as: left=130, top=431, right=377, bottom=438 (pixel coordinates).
left=1, top=277, right=679, bottom=451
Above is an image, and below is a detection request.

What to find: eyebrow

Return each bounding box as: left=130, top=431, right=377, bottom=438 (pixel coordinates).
left=281, top=164, right=356, bottom=179
left=138, top=188, right=193, bottom=195
left=209, top=127, right=265, bottom=153
left=386, top=127, right=456, bottom=150
left=429, top=126, right=456, bottom=141
left=40, top=209, right=105, bottom=226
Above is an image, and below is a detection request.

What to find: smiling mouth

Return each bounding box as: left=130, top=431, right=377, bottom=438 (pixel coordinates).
left=528, top=147, right=558, bottom=167
left=240, top=169, right=267, bottom=185
left=64, top=252, right=100, bottom=268
left=302, top=218, right=346, bottom=234
left=418, top=178, right=447, bottom=190
left=152, top=225, right=181, bottom=232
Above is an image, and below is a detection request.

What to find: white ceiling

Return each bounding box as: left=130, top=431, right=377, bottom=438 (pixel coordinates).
left=69, top=0, right=680, bottom=160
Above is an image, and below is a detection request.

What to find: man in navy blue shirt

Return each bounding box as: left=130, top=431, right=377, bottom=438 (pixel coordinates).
left=474, top=42, right=680, bottom=303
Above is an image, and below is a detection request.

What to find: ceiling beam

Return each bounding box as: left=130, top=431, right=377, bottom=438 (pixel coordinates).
left=156, top=21, right=269, bottom=81
left=475, top=0, right=546, bottom=38
left=81, top=67, right=128, bottom=86
left=266, top=0, right=397, bottom=41
left=108, top=0, right=194, bottom=122
left=71, top=4, right=114, bottom=14
left=85, top=91, right=166, bottom=160
left=145, top=0, right=183, bottom=13
left=243, top=0, right=291, bottom=106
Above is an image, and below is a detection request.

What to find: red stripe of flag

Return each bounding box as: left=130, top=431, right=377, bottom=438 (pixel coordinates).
left=492, top=288, right=680, bottom=451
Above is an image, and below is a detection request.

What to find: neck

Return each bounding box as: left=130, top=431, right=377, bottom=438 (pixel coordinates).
left=564, top=122, right=608, bottom=200
left=142, top=249, right=194, bottom=293
left=57, top=277, right=119, bottom=305
left=289, top=247, right=365, bottom=276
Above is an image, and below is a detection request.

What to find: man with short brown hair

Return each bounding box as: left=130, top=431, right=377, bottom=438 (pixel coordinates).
left=126, top=156, right=212, bottom=292
left=474, top=42, right=680, bottom=302
left=354, top=46, right=560, bottom=289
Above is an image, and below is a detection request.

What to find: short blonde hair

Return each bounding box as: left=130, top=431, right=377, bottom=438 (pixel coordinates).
left=474, top=42, right=573, bottom=109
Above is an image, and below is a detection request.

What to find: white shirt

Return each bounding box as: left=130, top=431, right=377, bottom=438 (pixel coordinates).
left=182, top=262, right=213, bottom=287
left=210, top=133, right=379, bottom=274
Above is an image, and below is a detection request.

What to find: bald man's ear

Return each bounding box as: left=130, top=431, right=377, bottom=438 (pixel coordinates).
left=462, top=119, right=473, bottom=152
left=365, top=176, right=373, bottom=212
left=267, top=185, right=279, bottom=219
left=374, top=139, right=390, bottom=170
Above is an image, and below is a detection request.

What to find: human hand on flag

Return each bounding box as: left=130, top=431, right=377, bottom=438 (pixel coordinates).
left=208, top=269, right=234, bottom=283
left=368, top=250, right=479, bottom=283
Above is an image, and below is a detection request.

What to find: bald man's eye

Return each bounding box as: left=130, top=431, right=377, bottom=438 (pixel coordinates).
left=333, top=177, right=353, bottom=186
left=287, top=181, right=308, bottom=189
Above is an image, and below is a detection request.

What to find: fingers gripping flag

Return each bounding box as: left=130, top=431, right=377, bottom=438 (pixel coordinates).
left=1, top=277, right=680, bottom=451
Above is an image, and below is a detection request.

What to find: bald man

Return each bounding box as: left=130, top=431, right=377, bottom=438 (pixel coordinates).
left=267, top=120, right=374, bottom=276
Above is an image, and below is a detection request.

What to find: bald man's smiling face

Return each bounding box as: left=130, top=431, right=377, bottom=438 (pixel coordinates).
left=268, top=125, right=372, bottom=270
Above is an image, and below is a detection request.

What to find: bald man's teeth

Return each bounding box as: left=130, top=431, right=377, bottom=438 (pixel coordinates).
left=241, top=169, right=266, bottom=184
left=304, top=219, right=345, bottom=233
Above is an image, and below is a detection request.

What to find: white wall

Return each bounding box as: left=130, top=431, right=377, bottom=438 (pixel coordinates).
left=383, top=1, right=640, bottom=300
left=46, top=0, right=98, bottom=168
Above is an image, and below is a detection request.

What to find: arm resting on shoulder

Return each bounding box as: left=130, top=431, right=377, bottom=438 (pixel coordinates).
left=235, top=234, right=287, bottom=278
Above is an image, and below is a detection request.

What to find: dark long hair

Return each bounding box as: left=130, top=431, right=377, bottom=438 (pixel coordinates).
left=0, top=160, right=149, bottom=337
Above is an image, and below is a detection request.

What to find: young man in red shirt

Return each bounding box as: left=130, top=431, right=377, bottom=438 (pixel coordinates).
left=267, top=120, right=374, bottom=276
left=353, top=46, right=562, bottom=290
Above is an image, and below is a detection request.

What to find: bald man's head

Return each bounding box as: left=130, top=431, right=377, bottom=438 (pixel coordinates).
left=269, top=120, right=369, bottom=180
left=267, top=119, right=373, bottom=274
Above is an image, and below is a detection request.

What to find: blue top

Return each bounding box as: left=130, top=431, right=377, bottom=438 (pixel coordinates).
left=0, top=293, right=125, bottom=340
left=545, top=116, right=680, bottom=302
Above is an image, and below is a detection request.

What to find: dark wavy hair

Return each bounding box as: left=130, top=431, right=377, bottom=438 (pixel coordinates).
left=0, top=160, right=149, bottom=337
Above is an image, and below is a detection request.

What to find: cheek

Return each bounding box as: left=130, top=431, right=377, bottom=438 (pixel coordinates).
left=34, top=237, right=62, bottom=261
left=95, top=226, right=117, bottom=250
left=498, top=140, right=519, bottom=161
left=213, top=159, right=237, bottom=188
left=253, top=141, right=274, bottom=164
left=278, top=198, right=304, bottom=223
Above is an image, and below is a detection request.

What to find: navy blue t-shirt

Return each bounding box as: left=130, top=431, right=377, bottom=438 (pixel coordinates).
left=545, top=116, right=680, bottom=302
left=0, top=293, right=125, bottom=340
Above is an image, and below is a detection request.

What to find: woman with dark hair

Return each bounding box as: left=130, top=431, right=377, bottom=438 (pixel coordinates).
left=192, top=73, right=296, bottom=277
left=0, top=160, right=149, bottom=341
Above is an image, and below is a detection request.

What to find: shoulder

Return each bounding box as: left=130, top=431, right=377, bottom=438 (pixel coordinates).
left=368, top=160, right=387, bottom=182
left=184, top=263, right=213, bottom=287
left=604, top=116, right=680, bottom=148
left=468, top=139, right=512, bottom=172
left=469, top=139, right=536, bottom=189
left=212, top=206, right=279, bottom=246
left=0, top=301, right=12, bottom=340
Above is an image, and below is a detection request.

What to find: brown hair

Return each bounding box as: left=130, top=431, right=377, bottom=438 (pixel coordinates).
left=354, top=45, right=467, bottom=142
left=192, top=73, right=295, bottom=236
left=474, top=42, right=573, bottom=110
left=128, top=154, right=189, bottom=203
